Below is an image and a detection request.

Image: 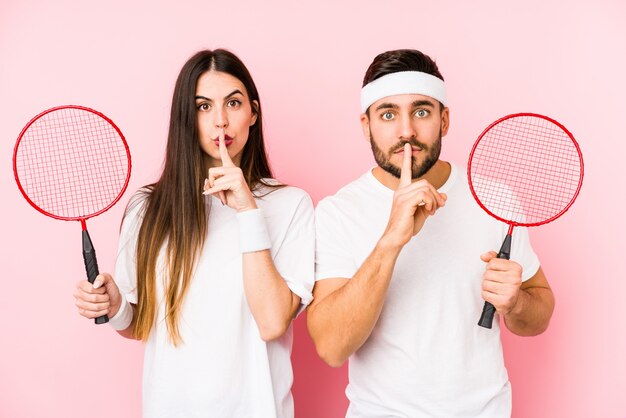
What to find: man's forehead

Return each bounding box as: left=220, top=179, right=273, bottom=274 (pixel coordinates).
left=372, top=93, right=437, bottom=109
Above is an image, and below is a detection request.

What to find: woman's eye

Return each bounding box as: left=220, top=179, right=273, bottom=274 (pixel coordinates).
left=382, top=112, right=394, bottom=120
left=415, top=109, right=429, bottom=118
left=198, top=103, right=210, bottom=111
left=227, top=100, right=241, bottom=108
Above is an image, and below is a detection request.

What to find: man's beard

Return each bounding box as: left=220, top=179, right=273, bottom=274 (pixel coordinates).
left=370, top=132, right=442, bottom=179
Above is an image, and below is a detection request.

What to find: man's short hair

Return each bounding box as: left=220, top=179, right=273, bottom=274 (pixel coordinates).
left=363, top=49, right=444, bottom=86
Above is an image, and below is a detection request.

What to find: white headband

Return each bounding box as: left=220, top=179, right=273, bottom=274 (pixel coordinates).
left=360, top=71, right=447, bottom=113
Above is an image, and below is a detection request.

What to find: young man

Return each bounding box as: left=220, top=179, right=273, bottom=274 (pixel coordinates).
left=307, top=49, right=555, bottom=417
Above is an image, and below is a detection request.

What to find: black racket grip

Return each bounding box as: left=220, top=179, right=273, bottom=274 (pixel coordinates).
left=478, top=234, right=512, bottom=329
left=82, top=230, right=109, bottom=325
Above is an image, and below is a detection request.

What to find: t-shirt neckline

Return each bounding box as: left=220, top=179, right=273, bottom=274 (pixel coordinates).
left=365, top=162, right=458, bottom=196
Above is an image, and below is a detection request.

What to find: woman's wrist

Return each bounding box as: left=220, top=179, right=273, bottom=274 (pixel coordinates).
left=236, top=207, right=271, bottom=253
left=108, top=292, right=133, bottom=330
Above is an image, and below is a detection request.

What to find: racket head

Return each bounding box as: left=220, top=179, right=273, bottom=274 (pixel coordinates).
left=13, top=105, right=131, bottom=222
left=468, top=113, right=583, bottom=228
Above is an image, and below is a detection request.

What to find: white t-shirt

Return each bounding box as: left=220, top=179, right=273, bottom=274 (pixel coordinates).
left=315, top=163, right=540, bottom=418
left=115, top=182, right=315, bottom=418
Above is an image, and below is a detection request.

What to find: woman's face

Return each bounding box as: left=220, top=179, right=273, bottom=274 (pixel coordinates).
left=195, top=70, right=258, bottom=168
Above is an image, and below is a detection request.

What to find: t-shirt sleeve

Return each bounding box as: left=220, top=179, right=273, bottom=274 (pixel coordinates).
left=113, top=193, right=146, bottom=304
left=315, top=199, right=358, bottom=281
left=270, top=189, right=315, bottom=313
left=509, top=226, right=540, bottom=282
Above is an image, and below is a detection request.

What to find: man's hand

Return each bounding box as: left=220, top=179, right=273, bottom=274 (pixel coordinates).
left=480, top=251, right=523, bottom=315
left=381, top=143, right=447, bottom=249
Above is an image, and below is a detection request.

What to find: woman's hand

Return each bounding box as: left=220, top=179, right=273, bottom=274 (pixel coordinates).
left=203, top=128, right=257, bottom=212
left=73, top=273, right=122, bottom=319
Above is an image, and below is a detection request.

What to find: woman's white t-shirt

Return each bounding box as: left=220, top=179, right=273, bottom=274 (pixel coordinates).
left=114, top=183, right=315, bottom=418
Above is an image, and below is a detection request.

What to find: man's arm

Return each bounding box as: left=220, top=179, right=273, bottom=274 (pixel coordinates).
left=307, top=238, right=402, bottom=367
left=480, top=251, right=554, bottom=336
left=504, top=267, right=554, bottom=336
left=308, top=144, right=446, bottom=367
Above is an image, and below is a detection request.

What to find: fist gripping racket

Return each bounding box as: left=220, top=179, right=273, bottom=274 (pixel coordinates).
left=13, top=105, right=131, bottom=324
left=468, top=113, right=583, bottom=329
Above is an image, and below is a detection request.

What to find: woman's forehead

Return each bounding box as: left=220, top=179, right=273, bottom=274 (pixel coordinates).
left=196, top=71, right=247, bottom=98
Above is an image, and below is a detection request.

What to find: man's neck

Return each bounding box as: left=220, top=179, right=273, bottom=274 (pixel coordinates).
left=372, top=160, right=451, bottom=191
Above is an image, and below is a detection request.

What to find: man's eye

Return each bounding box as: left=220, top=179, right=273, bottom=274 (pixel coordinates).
left=415, top=109, right=429, bottom=118
left=382, top=112, right=394, bottom=120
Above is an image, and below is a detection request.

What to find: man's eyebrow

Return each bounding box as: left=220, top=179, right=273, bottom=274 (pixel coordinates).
left=412, top=100, right=435, bottom=107
left=374, top=102, right=399, bottom=112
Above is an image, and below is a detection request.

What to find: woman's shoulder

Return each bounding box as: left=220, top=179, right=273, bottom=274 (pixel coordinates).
left=123, top=186, right=153, bottom=222
left=255, top=179, right=313, bottom=211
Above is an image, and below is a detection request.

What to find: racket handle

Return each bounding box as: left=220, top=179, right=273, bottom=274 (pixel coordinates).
left=478, top=302, right=497, bottom=328
left=478, top=234, right=512, bottom=329
left=82, top=230, right=109, bottom=325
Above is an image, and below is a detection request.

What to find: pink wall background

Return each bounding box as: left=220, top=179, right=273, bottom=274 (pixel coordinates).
left=1, top=1, right=624, bottom=417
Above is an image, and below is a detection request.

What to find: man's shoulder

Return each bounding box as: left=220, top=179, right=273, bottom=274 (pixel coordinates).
left=316, top=171, right=374, bottom=215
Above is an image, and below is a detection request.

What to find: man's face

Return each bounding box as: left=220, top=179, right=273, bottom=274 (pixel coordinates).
left=361, top=93, right=449, bottom=179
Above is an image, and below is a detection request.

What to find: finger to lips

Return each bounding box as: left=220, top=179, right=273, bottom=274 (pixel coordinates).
left=218, top=128, right=234, bottom=167
left=217, top=129, right=232, bottom=204
left=400, top=143, right=412, bottom=188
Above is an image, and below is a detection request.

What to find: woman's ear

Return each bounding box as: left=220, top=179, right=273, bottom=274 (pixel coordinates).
left=250, top=100, right=259, bottom=126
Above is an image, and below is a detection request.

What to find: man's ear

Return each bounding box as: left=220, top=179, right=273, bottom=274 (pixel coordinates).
left=440, top=106, right=450, bottom=137
left=360, top=112, right=371, bottom=142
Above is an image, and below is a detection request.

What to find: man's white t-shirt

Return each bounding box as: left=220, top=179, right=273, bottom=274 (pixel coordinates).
left=115, top=183, right=315, bottom=418
left=315, top=163, right=540, bottom=418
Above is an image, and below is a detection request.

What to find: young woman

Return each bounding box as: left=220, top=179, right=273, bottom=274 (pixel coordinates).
left=73, top=49, right=314, bottom=418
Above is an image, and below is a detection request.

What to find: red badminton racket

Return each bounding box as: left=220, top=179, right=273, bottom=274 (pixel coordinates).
left=468, top=113, right=583, bottom=329
left=13, top=105, right=131, bottom=324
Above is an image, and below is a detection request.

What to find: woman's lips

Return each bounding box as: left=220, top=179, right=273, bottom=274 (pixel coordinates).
left=214, top=134, right=234, bottom=147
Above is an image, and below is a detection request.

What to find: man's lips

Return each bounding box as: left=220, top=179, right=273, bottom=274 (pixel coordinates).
left=394, top=145, right=423, bottom=154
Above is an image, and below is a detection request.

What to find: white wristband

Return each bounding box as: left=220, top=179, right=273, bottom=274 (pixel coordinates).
left=108, top=291, right=133, bottom=331
left=237, top=208, right=271, bottom=253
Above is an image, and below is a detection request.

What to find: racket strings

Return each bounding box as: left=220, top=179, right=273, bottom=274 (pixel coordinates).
left=14, top=108, right=129, bottom=219
left=470, top=116, right=582, bottom=225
